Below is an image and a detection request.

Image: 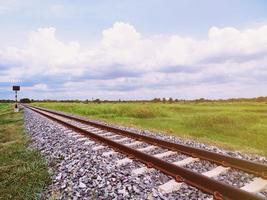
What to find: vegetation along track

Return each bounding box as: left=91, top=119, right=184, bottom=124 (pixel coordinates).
left=23, top=104, right=267, bottom=200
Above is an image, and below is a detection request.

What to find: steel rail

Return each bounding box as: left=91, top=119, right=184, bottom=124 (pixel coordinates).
left=25, top=105, right=265, bottom=200
left=25, top=104, right=267, bottom=179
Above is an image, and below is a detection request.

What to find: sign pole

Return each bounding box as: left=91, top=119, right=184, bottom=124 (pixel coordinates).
left=12, top=86, right=20, bottom=112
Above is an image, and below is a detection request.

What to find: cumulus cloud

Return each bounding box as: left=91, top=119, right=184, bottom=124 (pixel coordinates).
left=1, top=22, right=267, bottom=99
left=0, top=27, right=82, bottom=81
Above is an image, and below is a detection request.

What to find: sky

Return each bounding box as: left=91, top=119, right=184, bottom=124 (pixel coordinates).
left=1, top=0, right=267, bottom=100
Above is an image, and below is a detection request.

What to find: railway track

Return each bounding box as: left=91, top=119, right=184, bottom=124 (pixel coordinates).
left=23, top=104, right=267, bottom=200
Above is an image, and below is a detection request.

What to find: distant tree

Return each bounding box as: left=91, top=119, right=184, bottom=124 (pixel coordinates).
left=152, top=98, right=161, bottom=102
left=195, top=98, right=205, bottom=103
left=168, top=97, right=174, bottom=103
left=93, top=98, right=101, bottom=103
left=0, top=99, right=14, bottom=103
left=162, top=98, right=166, bottom=103
left=20, top=98, right=31, bottom=103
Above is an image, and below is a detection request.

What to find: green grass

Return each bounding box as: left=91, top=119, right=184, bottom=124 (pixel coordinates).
left=0, top=103, right=50, bottom=200
left=33, top=102, right=267, bottom=156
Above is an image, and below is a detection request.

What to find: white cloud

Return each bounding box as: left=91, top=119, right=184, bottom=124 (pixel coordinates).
left=27, top=27, right=81, bottom=74
left=0, top=27, right=82, bottom=80
left=24, top=83, right=49, bottom=91
left=1, top=22, right=267, bottom=99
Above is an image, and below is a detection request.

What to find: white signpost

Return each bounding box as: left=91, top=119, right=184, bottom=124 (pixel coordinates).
left=12, top=86, right=20, bottom=112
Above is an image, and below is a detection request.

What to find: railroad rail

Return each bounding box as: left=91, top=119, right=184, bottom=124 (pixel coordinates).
left=23, top=104, right=267, bottom=200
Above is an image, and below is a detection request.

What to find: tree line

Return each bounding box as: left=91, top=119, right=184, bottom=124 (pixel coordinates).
left=0, top=96, right=266, bottom=104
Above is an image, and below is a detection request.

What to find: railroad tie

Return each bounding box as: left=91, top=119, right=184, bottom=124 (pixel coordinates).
left=98, top=132, right=112, bottom=136
left=158, top=179, right=183, bottom=194
left=172, top=157, right=199, bottom=166
left=92, top=145, right=105, bottom=151
left=86, top=128, right=98, bottom=132
left=125, top=141, right=142, bottom=147
left=84, top=128, right=95, bottom=131
left=153, top=151, right=177, bottom=159
left=91, top=131, right=104, bottom=135
left=241, top=178, right=267, bottom=193
left=79, top=125, right=88, bottom=129
left=132, top=167, right=155, bottom=175
left=113, top=137, right=130, bottom=143
left=202, top=166, right=230, bottom=178
left=105, top=134, right=119, bottom=139
left=137, top=145, right=157, bottom=152
left=88, top=129, right=99, bottom=132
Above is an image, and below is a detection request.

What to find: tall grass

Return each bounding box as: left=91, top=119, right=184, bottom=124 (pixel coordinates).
left=0, top=103, right=50, bottom=199
left=33, top=102, right=267, bottom=156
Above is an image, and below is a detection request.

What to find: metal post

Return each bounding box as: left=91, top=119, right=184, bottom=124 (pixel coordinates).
left=12, top=86, right=20, bottom=112
left=14, top=90, right=18, bottom=111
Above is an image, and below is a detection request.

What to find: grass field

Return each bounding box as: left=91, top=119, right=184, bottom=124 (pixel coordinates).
left=0, top=103, right=50, bottom=200
left=33, top=102, right=267, bottom=156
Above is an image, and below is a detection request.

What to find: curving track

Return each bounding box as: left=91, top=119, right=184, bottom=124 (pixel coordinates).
left=23, top=104, right=267, bottom=200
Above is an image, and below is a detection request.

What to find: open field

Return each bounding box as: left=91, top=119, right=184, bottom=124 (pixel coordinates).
left=32, top=102, right=267, bottom=156
left=0, top=103, right=50, bottom=200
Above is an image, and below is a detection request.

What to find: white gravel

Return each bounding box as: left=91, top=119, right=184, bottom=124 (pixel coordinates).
left=215, top=169, right=255, bottom=188
left=24, top=108, right=213, bottom=200
left=185, top=160, right=218, bottom=173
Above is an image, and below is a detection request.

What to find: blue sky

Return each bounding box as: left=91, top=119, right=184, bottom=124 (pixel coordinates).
left=1, top=0, right=267, bottom=100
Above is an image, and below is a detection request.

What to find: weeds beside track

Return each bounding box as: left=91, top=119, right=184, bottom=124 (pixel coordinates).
left=0, top=103, right=50, bottom=200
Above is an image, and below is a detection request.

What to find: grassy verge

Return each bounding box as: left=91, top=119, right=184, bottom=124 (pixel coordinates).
left=33, top=102, right=267, bottom=156
left=0, top=103, right=50, bottom=200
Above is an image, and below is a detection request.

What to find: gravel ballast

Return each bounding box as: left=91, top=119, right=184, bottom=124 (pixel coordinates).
left=24, top=107, right=267, bottom=199
left=185, top=160, right=218, bottom=173
left=24, top=108, right=213, bottom=199
left=215, top=169, right=255, bottom=188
